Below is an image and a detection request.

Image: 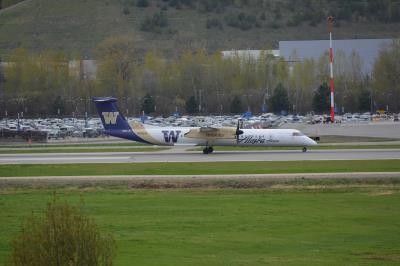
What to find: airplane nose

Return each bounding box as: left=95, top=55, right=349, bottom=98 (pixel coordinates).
left=305, top=136, right=318, bottom=146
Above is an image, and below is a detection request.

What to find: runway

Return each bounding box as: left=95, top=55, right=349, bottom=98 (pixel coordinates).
left=1, top=149, right=400, bottom=164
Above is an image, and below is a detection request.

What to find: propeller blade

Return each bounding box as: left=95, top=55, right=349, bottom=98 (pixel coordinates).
left=235, top=120, right=243, bottom=143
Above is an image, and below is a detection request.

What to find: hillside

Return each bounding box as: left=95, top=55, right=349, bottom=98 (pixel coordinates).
left=0, top=0, right=399, bottom=57
left=0, top=0, right=25, bottom=9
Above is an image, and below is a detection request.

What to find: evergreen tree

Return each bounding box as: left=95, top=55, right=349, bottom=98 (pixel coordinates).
left=358, top=89, right=371, bottom=112
left=269, top=83, right=290, bottom=114
left=230, top=95, right=242, bottom=114
left=52, top=96, right=64, bottom=115
left=141, top=93, right=155, bottom=114
left=136, top=0, right=149, bottom=8
left=185, top=96, right=198, bottom=114
left=312, top=82, right=330, bottom=114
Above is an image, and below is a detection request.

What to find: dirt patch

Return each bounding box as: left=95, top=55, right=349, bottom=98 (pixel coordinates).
left=368, top=190, right=395, bottom=196
left=1, top=176, right=400, bottom=191
left=354, top=252, right=400, bottom=262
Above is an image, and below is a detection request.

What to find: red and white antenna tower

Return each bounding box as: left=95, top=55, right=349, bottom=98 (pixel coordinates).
left=328, top=16, right=335, bottom=122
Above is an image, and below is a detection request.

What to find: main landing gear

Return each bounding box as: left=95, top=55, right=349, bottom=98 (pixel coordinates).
left=302, top=147, right=307, bottom=152
left=203, top=146, right=214, bottom=154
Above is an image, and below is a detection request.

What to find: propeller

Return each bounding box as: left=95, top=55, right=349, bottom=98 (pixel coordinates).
left=235, top=120, right=244, bottom=143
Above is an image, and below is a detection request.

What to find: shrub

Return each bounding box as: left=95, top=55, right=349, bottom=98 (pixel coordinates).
left=225, top=12, right=258, bottom=31
left=140, top=11, right=169, bottom=32
left=137, top=0, right=149, bottom=8
left=287, top=12, right=303, bottom=27
left=308, top=10, right=324, bottom=27
left=122, top=6, right=130, bottom=15
left=206, top=18, right=223, bottom=29
left=7, top=197, right=116, bottom=266
left=269, top=21, right=280, bottom=29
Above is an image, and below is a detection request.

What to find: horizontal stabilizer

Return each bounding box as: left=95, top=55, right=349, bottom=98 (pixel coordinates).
left=92, top=97, right=117, bottom=103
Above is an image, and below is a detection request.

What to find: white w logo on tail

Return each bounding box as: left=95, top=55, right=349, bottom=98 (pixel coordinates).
left=102, top=112, right=119, bottom=124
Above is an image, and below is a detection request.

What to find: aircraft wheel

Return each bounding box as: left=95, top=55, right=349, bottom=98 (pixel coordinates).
left=302, top=147, right=307, bottom=152
left=203, top=148, right=209, bottom=154
left=208, top=147, right=214, bottom=153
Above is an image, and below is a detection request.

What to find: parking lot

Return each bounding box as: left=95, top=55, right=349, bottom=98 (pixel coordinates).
left=0, top=112, right=399, bottom=143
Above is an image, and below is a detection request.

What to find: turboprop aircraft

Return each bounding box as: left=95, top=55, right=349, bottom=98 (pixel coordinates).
left=93, top=97, right=317, bottom=154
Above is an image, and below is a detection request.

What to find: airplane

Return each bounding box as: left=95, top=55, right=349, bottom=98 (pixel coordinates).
left=93, top=97, right=317, bottom=154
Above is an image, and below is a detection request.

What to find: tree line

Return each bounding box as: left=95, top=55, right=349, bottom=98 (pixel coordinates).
left=0, top=37, right=399, bottom=117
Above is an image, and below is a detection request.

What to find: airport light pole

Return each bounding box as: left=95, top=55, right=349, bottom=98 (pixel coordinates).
left=328, top=16, right=335, bottom=122
left=122, top=96, right=131, bottom=117
left=80, top=97, right=90, bottom=127
left=198, top=89, right=202, bottom=113
left=243, top=94, right=253, bottom=112
left=153, top=95, right=160, bottom=114
left=216, top=92, right=225, bottom=115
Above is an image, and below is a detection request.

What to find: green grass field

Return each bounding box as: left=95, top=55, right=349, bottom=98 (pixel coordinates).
left=1, top=160, right=400, bottom=177
left=0, top=185, right=399, bottom=265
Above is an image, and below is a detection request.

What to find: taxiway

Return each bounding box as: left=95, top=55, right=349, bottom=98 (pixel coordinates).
left=1, top=149, right=400, bottom=164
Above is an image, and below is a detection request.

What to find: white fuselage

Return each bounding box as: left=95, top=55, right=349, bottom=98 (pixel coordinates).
left=140, top=127, right=317, bottom=147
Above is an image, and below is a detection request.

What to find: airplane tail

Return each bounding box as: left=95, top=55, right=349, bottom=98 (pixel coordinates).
left=92, top=97, right=131, bottom=131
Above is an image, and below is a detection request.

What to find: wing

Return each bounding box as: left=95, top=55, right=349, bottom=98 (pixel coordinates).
left=184, top=127, right=236, bottom=139
left=199, top=126, right=219, bottom=132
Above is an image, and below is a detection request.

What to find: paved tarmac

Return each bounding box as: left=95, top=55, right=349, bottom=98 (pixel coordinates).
left=282, top=121, right=400, bottom=138
left=1, top=149, right=400, bottom=164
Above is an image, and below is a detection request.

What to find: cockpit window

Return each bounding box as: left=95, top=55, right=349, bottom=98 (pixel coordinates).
left=292, top=132, right=303, bottom=136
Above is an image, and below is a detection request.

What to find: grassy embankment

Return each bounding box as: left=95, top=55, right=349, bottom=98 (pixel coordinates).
left=1, top=0, right=399, bottom=55
left=1, top=160, right=400, bottom=177
left=0, top=0, right=24, bottom=9
left=0, top=184, right=399, bottom=265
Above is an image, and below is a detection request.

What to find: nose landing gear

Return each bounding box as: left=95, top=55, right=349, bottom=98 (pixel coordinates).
left=302, top=147, right=307, bottom=152
left=203, top=146, right=214, bottom=154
